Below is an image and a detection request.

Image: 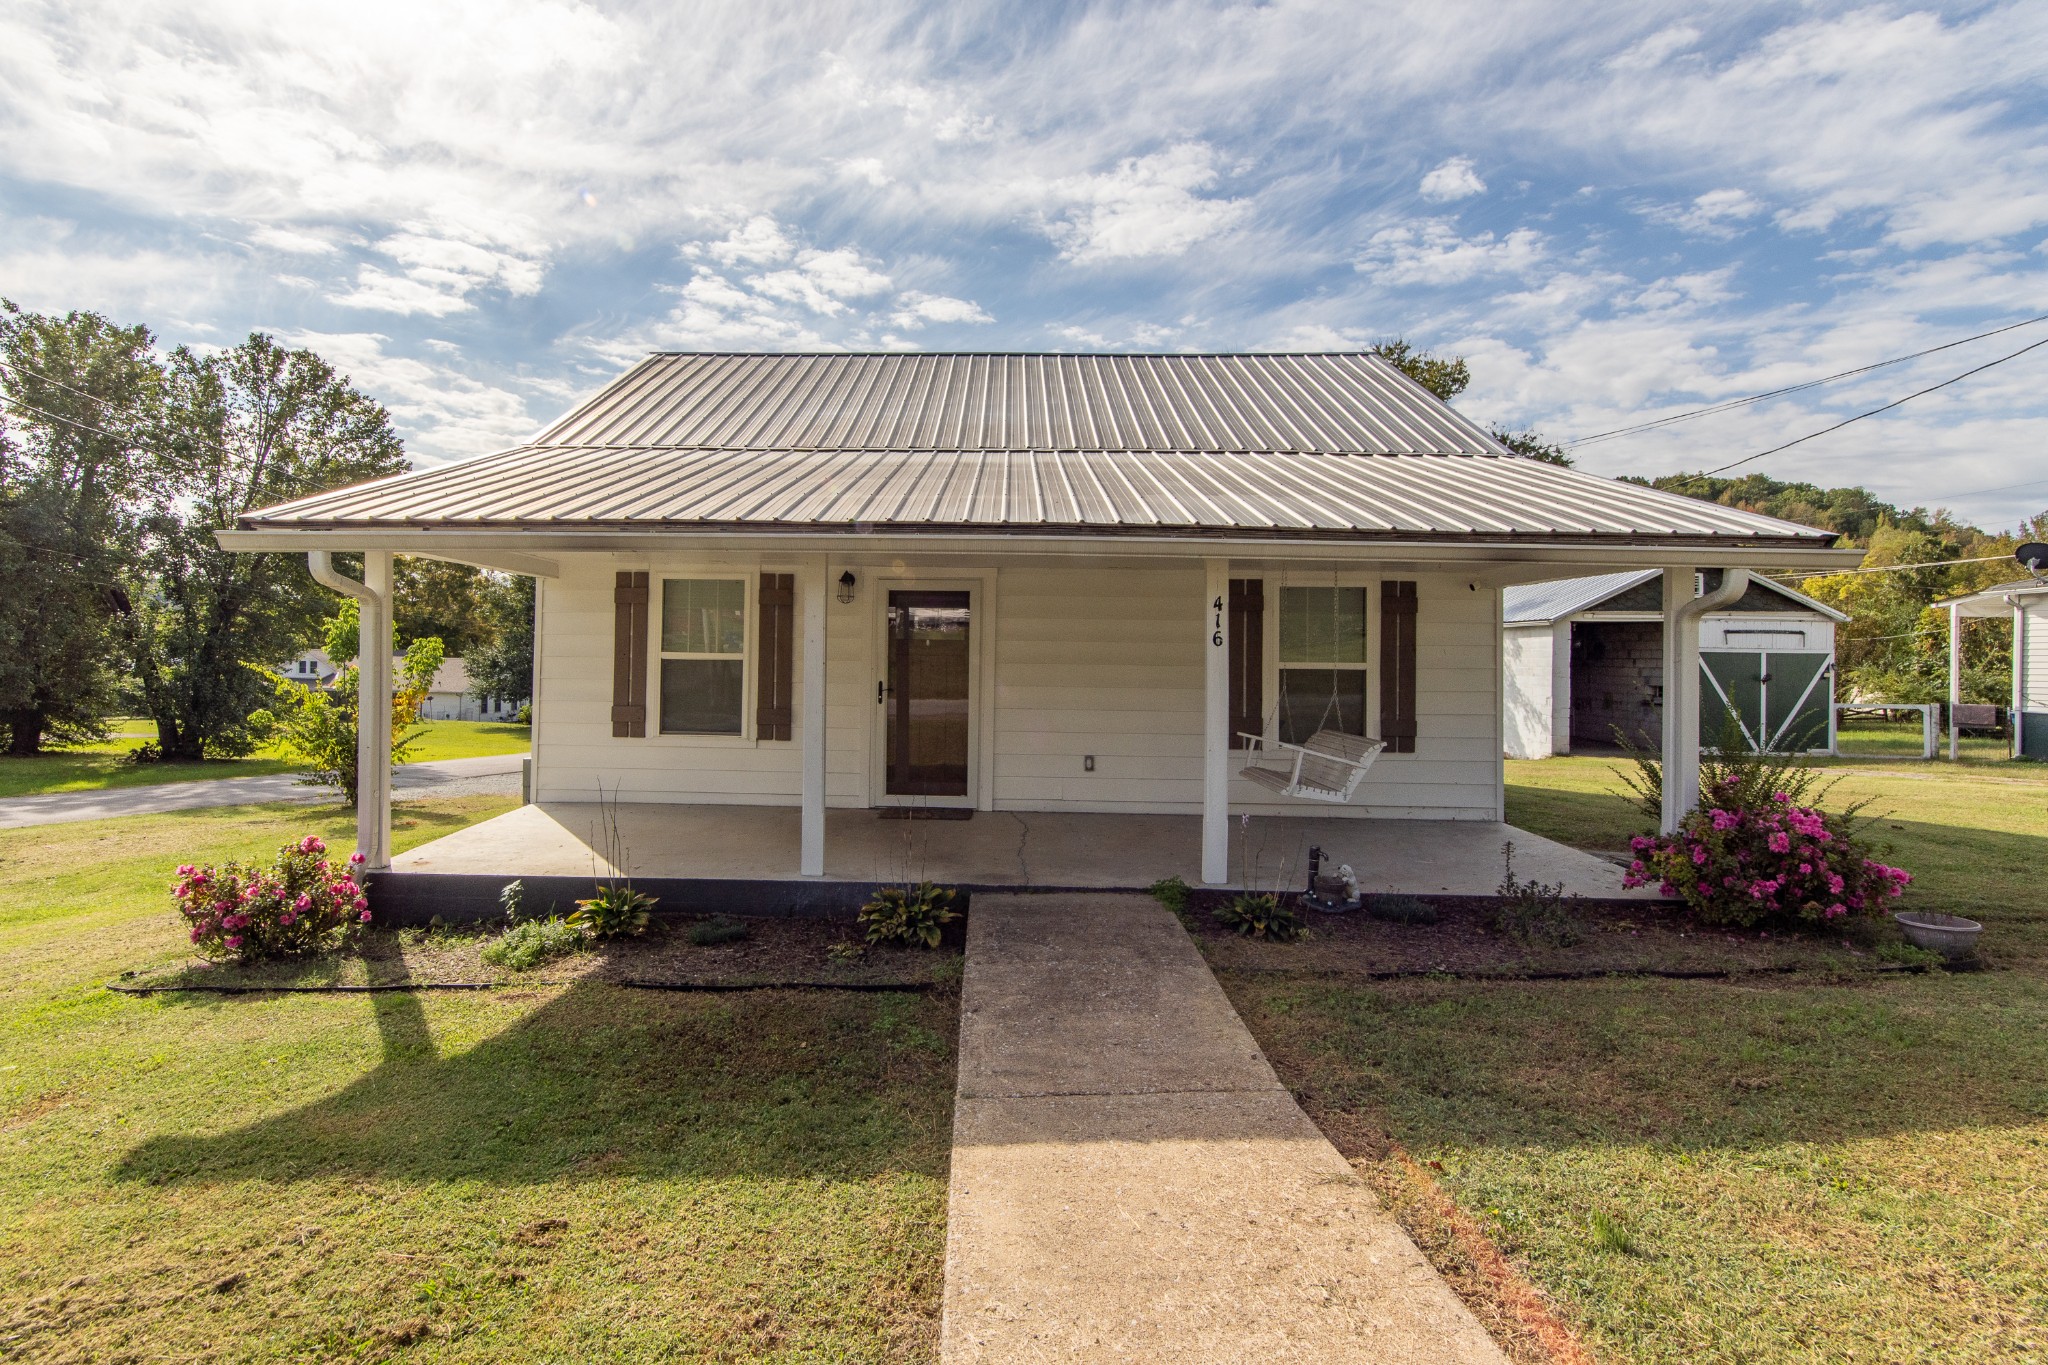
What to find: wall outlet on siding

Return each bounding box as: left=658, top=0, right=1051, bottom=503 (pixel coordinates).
left=1083, top=755, right=1095, bottom=772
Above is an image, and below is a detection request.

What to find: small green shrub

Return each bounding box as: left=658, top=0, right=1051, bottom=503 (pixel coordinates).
left=481, top=916, right=584, bottom=971
left=688, top=918, right=752, bottom=946
left=172, top=835, right=370, bottom=962
left=826, top=940, right=867, bottom=964
left=1493, top=843, right=1584, bottom=947
left=1213, top=892, right=1307, bottom=942
left=1364, top=894, right=1439, bottom=926
left=1875, top=940, right=1945, bottom=971
left=568, top=884, right=656, bottom=938
left=1148, top=876, right=1191, bottom=913
left=498, top=879, right=525, bottom=920
left=859, top=882, right=959, bottom=948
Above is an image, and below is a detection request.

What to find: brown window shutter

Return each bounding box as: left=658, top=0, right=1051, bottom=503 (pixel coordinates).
left=1379, top=580, right=1417, bottom=754
left=756, top=573, right=795, bottom=742
left=1227, top=578, right=1263, bottom=749
left=612, top=571, right=649, bottom=738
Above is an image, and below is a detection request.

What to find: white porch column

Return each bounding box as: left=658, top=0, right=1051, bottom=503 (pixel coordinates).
left=2015, top=600, right=2027, bottom=761
left=359, top=551, right=394, bottom=871
left=1661, top=567, right=1751, bottom=832
left=1202, top=558, right=1230, bottom=885
left=800, top=555, right=828, bottom=877
left=1948, top=602, right=1962, bottom=761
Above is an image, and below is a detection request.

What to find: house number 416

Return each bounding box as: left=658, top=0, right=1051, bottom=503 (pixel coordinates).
left=1211, top=595, right=1224, bottom=648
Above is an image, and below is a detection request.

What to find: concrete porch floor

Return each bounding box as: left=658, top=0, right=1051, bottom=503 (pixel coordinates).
left=390, top=802, right=1646, bottom=899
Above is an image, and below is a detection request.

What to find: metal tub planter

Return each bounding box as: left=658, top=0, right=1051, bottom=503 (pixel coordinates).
left=1893, top=911, right=1984, bottom=961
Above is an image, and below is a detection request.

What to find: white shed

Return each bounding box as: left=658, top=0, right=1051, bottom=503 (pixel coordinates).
left=1940, top=575, right=2048, bottom=760
left=1504, top=570, right=1846, bottom=758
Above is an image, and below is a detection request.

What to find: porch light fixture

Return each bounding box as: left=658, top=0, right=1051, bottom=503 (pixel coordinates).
left=837, top=570, right=858, bottom=604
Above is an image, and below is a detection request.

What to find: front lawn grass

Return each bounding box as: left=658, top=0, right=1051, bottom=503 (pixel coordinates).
left=0, top=799, right=953, bottom=1362
left=1215, top=758, right=2048, bottom=1364
left=0, top=720, right=531, bottom=800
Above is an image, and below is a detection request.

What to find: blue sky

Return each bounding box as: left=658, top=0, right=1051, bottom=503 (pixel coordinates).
left=3, top=0, right=2045, bottom=527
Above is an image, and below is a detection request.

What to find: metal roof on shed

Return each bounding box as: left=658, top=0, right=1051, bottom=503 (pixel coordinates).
left=1505, top=570, right=1851, bottom=623
left=237, top=352, right=1842, bottom=548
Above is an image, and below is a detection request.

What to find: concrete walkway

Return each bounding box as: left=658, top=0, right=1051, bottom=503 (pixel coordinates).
left=942, top=892, right=1509, bottom=1364
left=0, top=754, right=524, bottom=829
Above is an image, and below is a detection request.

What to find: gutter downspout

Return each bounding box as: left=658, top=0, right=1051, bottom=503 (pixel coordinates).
left=1661, top=568, right=1752, bottom=832
left=308, top=550, right=394, bottom=871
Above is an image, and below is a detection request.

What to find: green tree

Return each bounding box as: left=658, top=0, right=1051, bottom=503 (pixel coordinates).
left=1370, top=339, right=1469, bottom=402
left=255, top=635, right=444, bottom=804
left=466, top=574, right=535, bottom=707
left=0, top=302, right=161, bottom=754
left=122, top=334, right=408, bottom=760
left=1487, top=426, right=1573, bottom=467
left=395, top=557, right=491, bottom=655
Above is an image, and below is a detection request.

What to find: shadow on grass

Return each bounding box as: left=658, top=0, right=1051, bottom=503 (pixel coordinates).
left=116, top=977, right=956, bottom=1188
left=1231, top=970, right=2048, bottom=1157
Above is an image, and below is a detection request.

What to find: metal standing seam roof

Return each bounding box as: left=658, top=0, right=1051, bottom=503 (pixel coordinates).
left=1504, top=570, right=1853, bottom=623
left=238, top=352, right=1843, bottom=547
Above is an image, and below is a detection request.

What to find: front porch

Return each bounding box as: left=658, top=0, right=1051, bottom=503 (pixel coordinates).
left=389, top=802, right=1645, bottom=899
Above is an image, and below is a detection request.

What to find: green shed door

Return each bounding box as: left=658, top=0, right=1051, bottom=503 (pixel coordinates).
left=1700, top=652, right=1764, bottom=751
left=1762, top=652, right=1833, bottom=753
left=1700, top=651, right=1833, bottom=753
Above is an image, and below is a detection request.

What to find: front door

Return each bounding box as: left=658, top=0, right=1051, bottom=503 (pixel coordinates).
left=885, top=590, right=972, bottom=797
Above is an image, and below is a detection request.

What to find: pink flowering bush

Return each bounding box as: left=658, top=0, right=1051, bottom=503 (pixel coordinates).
left=172, top=835, right=372, bottom=962
left=1623, top=778, right=1911, bottom=928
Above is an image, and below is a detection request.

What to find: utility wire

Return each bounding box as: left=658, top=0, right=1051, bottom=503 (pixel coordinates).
left=0, top=356, right=125, bottom=412
left=1700, top=333, right=2048, bottom=478
left=0, top=392, right=138, bottom=445
left=1769, top=553, right=2016, bottom=580
left=1566, top=312, right=2048, bottom=448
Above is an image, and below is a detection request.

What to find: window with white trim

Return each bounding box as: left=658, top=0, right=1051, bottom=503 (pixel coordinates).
left=1277, top=586, right=1368, bottom=743
left=658, top=578, right=746, bottom=734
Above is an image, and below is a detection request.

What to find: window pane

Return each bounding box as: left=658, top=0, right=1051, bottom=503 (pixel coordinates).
left=1278, top=668, right=1366, bottom=744
left=660, top=658, right=744, bottom=734
left=1279, top=587, right=1366, bottom=663
left=661, top=579, right=744, bottom=655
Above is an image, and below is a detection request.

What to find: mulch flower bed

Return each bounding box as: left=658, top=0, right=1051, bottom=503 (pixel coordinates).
left=1182, top=892, right=1900, bottom=979
left=119, top=913, right=963, bottom=993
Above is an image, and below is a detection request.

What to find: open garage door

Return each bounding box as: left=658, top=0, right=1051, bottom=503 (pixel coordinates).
left=1700, top=651, right=1833, bottom=753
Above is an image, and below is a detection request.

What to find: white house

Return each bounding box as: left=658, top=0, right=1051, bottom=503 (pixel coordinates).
left=1940, top=572, right=2048, bottom=760
left=414, top=656, right=521, bottom=723
left=1502, top=570, right=1846, bottom=758
left=276, top=647, right=337, bottom=688
left=218, top=352, right=1858, bottom=884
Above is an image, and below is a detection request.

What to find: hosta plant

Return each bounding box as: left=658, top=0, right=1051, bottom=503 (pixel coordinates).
left=1213, top=892, right=1307, bottom=942
left=568, top=883, right=657, bottom=938
left=173, top=835, right=370, bottom=962
left=859, top=882, right=959, bottom=948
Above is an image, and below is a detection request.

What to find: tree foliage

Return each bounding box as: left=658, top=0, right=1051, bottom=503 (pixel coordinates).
left=395, top=557, right=492, bottom=655
left=254, top=636, right=444, bottom=804
left=0, top=302, right=160, bottom=754
left=466, top=574, right=536, bottom=706
left=1370, top=338, right=1571, bottom=465
left=122, top=334, right=408, bottom=760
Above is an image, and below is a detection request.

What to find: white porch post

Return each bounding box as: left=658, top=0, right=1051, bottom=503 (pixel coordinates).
left=800, top=555, right=828, bottom=877
left=1660, top=569, right=1694, bottom=834
left=1202, top=558, right=1230, bottom=885
left=359, top=551, right=394, bottom=871
left=1948, top=602, right=1962, bottom=761
left=2015, top=600, right=2027, bottom=761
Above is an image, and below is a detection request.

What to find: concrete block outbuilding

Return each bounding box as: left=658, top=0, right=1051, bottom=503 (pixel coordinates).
left=1504, top=570, right=1845, bottom=758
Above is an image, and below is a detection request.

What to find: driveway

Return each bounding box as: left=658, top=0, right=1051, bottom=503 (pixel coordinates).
left=0, top=754, right=524, bottom=830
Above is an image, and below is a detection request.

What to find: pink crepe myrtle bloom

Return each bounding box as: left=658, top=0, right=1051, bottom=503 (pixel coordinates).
left=353, top=896, right=368, bottom=911
left=348, top=851, right=366, bottom=865
left=294, top=893, right=312, bottom=912
left=299, top=835, right=326, bottom=855
left=358, top=909, right=372, bottom=922
left=279, top=910, right=296, bottom=926
left=225, top=935, right=243, bottom=949
left=1768, top=832, right=1791, bottom=854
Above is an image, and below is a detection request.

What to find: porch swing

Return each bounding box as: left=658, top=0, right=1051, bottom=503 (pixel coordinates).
left=1235, top=569, right=1386, bottom=803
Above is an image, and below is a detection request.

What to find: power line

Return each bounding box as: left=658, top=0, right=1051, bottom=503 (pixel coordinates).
left=1770, top=553, right=2015, bottom=580
left=1940, top=474, right=2048, bottom=501
left=1565, top=312, right=2048, bottom=448
left=0, top=356, right=125, bottom=412
left=1700, top=333, right=2048, bottom=478
left=0, top=392, right=139, bottom=445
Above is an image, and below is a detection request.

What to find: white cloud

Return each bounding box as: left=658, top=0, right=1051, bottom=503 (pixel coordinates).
left=1418, top=156, right=1485, bottom=203
left=1607, top=25, right=1702, bottom=71
left=889, top=291, right=991, bottom=328
left=748, top=247, right=892, bottom=315
left=1645, top=188, right=1762, bottom=238
left=1044, top=144, right=1252, bottom=263
left=1356, top=220, right=1545, bottom=286
left=283, top=330, right=536, bottom=464
left=246, top=225, right=341, bottom=256
left=698, top=216, right=795, bottom=267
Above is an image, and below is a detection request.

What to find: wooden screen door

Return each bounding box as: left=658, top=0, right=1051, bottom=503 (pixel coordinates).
left=885, top=590, right=972, bottom=797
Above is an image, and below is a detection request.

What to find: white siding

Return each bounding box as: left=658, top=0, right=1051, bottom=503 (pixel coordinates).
left=2024, top=600, right=2048, bottom=711
left=1502, top=624, right=1554, bottom=760
left=533, top=554, right=1503, bottom=819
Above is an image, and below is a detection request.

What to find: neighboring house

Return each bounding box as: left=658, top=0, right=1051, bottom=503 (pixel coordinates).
left=277, top=647, right=337, bottom=688
left=415, top=657, right=521, bottom=722
left=1939, top=575, right=2048, bottom=759
left=1503, top=570, right=1847, bottom=758
left=220, top=351, right=1857, bottom=880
